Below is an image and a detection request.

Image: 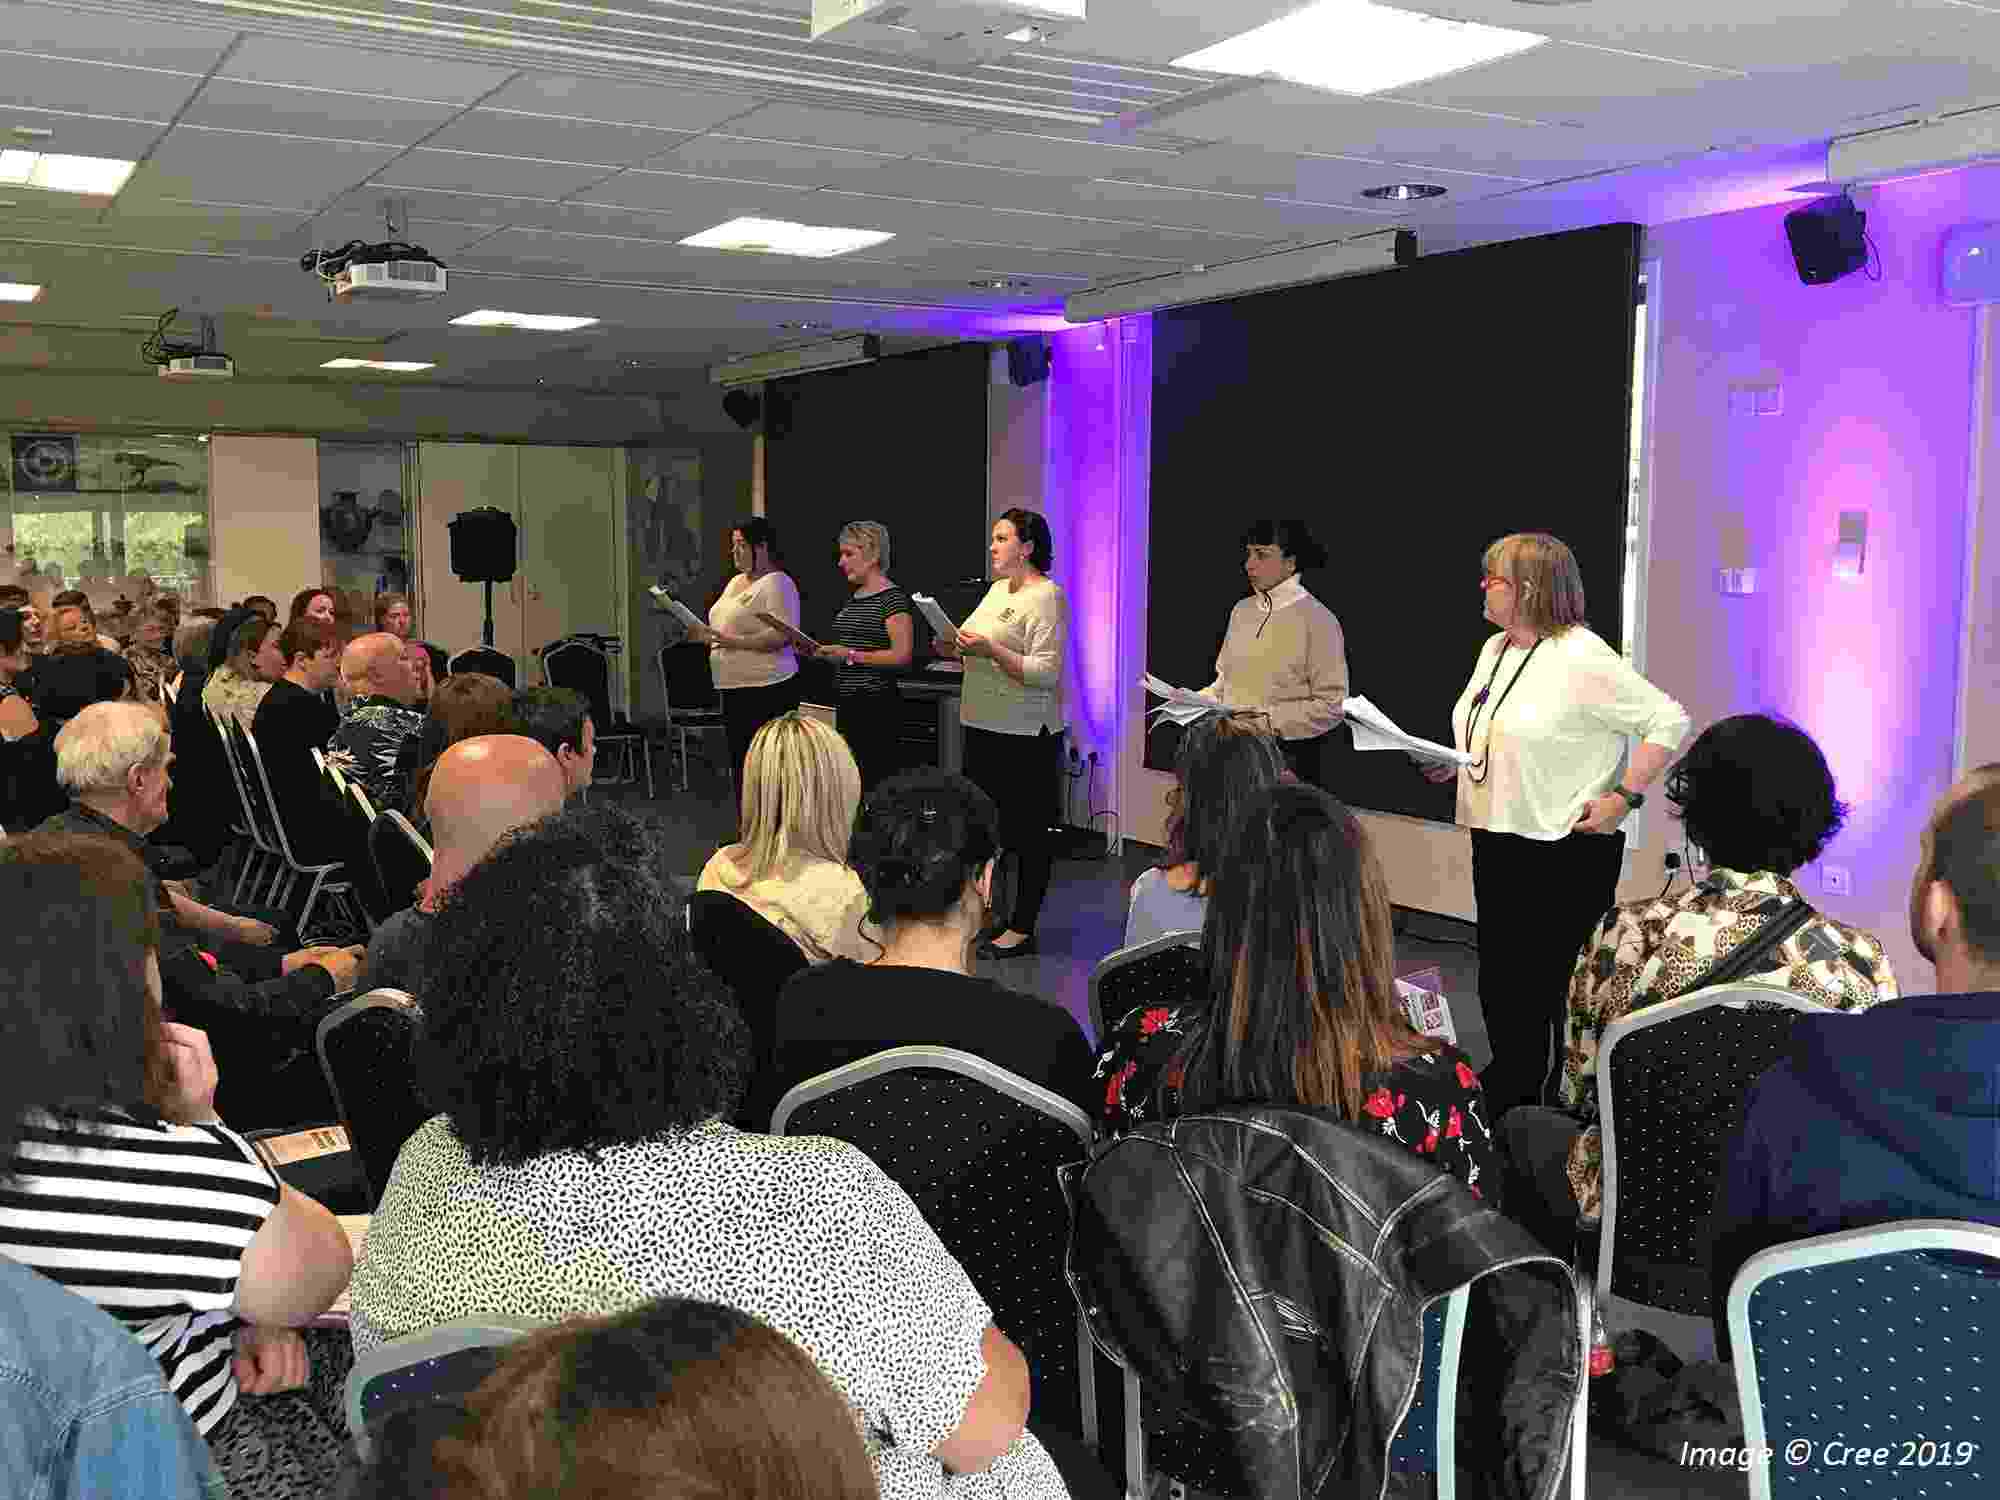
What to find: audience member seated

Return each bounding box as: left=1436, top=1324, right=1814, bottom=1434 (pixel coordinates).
left=240, top=596, right=278, bottom=624
left=1124, top=714, right=1287, bottom=948
left=374, top=594, right=413, bottom=640
left=288, top=589, right=336, bottom=628
left=201, top=612, right=283, bottom=731
left=365, top=735, right=567, bottom=998
left=249, top=619, right=344, bottom=863
left=158, top=617, right=231, bottom=865
left=401, top=636, right=432, bottom=707
left=403, top=673, right=518, bottom=818
left=1500, top=714, right=1898, bottom=1258
left=1094, top=783, right=1498, bottom=1199
left=751, top=769, right=1097, bottom=1126
left=31, top=594, right=135, bottom=733
left=125, top=603, right=178, bottom=707
left=0, top=834, right=358, bottom=1498
left=0, top=608, right=52, bottom=830
left=696, top=713, right=874, bottom=964
left=340, top=1298, right=877, bottom=1500
left=1710, top=766, right=2000, bottom=1356
left=512, top=685, right=596, bottom=802
left=0, top=1258, right=226, bottom=1500
left=172, top=616, right=216, bottom=700
left=327, top=633, right=425, bottom=813
left=51, top=589, right=123, bottom=655
left=349, top=804, right=1074, bottom=1500
left=37, top=703, right=361, bottom=1024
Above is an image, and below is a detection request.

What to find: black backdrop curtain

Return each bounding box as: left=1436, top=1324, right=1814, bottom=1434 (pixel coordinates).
left=761, top=342, right=991, bottom=667
left=1145, top=222, right=1642, bottom=822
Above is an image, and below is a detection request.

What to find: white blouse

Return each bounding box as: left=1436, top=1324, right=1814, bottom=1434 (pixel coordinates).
left=709, top=570, right=801, bottom=692
left=1448, top=626, right=1690, bottom=841
left=959, top=577, right=1067, bottom=736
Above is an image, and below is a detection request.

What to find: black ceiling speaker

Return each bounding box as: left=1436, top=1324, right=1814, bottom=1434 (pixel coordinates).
left=721, top=387, right=762, bottom=430
left=1785, top=195, right=1869, bottom=285
left=1007, top=334, right=1052, bottom=387
left=447, top=506, right=517, bottom=583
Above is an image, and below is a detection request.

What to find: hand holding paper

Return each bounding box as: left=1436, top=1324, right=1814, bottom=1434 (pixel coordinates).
left=755, top=611, right=821, bottom=653
left=647, top=585, right=707, bottom=635
left=911, top=594, right=960, bottom=647
left=1343, top=695, right=1473, bottom=767
left=1141, top=673, right=1255, bottom=728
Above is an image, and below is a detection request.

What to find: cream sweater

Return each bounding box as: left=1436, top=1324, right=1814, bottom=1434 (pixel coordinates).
left=1202, top=578, right=1348, bottom=742
left=696, top=848, right=878, bottom=964
left=959, top=577, right=1067, bottom=737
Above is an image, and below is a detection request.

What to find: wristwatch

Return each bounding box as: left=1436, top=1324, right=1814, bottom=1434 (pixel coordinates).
left=1615, top=785, right=1646, bottom=810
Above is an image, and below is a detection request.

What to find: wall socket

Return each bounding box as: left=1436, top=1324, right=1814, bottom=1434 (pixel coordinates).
left=1822, top=864, right=1852, bottom=897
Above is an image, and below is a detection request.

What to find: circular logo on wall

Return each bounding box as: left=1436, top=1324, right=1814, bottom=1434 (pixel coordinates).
left=12, top=435, right=77, bottom=492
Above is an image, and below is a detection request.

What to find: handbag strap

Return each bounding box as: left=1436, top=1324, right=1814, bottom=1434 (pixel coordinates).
left=1694, top=895, right=1821, bottom=992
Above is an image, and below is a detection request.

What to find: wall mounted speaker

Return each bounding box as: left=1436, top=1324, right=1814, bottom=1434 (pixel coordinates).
left=1007, top=335, right=1052, bottom=387
left=1785, top=196, right=1869, bottom=285
left=721, top=387, right=762, bottom=429
left=447, top=507, right=517, bottom=583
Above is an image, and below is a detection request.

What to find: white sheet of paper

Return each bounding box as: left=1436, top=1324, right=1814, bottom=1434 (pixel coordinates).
left=1343, top=695, right=1473, bottom=767
left=647, top=585, right=706, bottom=634
left=755, top=611, right=820, bottom=653
left=1140, top=673, right=1255, bottom=727
left=911, top=593, right=960, bottom=646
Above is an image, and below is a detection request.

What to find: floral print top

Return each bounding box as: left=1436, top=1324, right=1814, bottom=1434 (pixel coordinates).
left=1092, top=998, right=1499, bottom=1202
left=1560, top=866, right=1897, bottom=1221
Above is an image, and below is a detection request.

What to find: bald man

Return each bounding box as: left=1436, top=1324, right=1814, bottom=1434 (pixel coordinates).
left=363, top=735, right=568, bottom=998
left=326, top=631, right=426, bottom=812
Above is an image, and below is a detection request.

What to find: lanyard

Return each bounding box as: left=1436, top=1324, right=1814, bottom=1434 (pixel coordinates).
left=1460, top=638, right=1542, bottom=785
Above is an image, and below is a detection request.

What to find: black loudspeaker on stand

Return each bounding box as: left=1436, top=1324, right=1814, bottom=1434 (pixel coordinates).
left=447, top=507, right=518, bottom=649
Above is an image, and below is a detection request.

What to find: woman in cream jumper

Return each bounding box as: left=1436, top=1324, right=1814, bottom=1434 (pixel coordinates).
left=936, top=508, right=1067, bottom=959
left=1203, top=518, right=1348, bottom=787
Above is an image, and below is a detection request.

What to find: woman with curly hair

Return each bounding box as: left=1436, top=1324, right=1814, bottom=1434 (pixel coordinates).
left=341, top=1298, right=879, bottom=1500
left=1499, top=712, right=1899, bottom=1257
left=1093, top=783, right=1497, bottom=1199
left=349, top=803, right=1075, bottom=1500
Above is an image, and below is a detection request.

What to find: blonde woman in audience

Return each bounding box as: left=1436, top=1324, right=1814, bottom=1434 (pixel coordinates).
left=340, top=1298, right=881, bottom=1500
left=697, top=712, right=874, bottom=964
left=202, top=613, right=284, bottom=730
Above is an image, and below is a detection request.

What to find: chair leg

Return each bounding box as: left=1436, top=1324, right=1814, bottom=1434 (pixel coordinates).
left=1123, top=1367, right=1146, bottom=1500
left=1077, top=1309, right=1099, bottom=1455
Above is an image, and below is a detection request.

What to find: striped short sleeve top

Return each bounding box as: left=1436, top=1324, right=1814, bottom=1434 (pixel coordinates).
left=831, top=585, right=915, bottom=699
left=0, top=1107, right=281, bottom=1435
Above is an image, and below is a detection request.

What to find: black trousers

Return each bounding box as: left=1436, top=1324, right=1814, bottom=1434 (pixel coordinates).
left=1469, top=826, right=1625, bottom=1118
left=720, top=676, right=803, bottom=810
left=961, top=724, right=1060, bottom=935
left=837, top=691, right=905, bottom=794
left=1497, top=1105, right=1588, bottom=1258
left=1280, top=722, right=1350, bottom=789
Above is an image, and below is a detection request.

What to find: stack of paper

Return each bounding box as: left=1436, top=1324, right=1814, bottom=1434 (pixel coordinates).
left=1141, top=674, right=1255, bottom=728
left=647, top=585, right=705, bottom=633
left=911, top=594, right=961, bottom=646
left=1343, top=696, right=1472, bottom=767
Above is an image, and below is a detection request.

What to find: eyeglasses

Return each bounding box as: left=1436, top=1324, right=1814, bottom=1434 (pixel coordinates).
left=1480, top=575, right=1513, bottom=590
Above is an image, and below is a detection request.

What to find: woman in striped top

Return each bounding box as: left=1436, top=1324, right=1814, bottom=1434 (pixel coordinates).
left=816, top=520, right=915, bottom=792
left=0, top=833, right=357, bottom=1498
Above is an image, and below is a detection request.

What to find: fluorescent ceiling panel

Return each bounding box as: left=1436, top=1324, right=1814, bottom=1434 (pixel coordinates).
left=1175, top=0, right=1545, bottom=96
left=0, top=283, right=43, bottom=302
left=678, top=216, right=895, bottom=258
left=321, top=358, right=436, bottom=371
left=449, top=309, right=599, bottom=331
left=0, top=150, right=137, bottom=195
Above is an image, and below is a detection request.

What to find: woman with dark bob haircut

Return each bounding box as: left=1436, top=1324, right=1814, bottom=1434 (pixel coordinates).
left=340, top=1298, right=879, bottom=1500
left=350, top=803, right=1076, bottom=1500
left=1496, top=712, right=1900, bottom=1258
left=1094, top=783, right=1498, bottom=1199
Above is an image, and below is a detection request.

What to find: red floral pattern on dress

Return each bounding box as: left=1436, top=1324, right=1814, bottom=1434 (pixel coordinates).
left=1455, top=1061, right=1479, bottom=1090
left=1138, top=1008, right=1173, bottom=1037
left=1105, top=1061, right=1137, bottom=1115
left=1363, top=1088, right=1397, bottom=1120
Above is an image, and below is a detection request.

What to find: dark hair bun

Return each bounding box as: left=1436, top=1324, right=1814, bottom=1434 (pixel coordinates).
left=852, top=770, right=1000, bottom=926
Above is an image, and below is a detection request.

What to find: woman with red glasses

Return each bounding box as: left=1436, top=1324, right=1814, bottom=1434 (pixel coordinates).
left=1421, top=531, right=1688, bottom=1119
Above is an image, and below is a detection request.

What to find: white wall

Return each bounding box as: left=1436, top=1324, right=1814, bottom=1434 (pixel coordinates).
left=208, top=435, right=319, bottom=607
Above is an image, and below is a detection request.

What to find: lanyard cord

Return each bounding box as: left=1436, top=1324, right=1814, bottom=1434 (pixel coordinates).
left=1459, top=638, right=1543, bottom=785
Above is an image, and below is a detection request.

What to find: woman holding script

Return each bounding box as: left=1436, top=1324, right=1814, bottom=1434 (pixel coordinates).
left=934, top=507, right=1067, bottom=959
left=1424, top=531, right=1688, bottom=1118
left=814, top=520, right=915, bottom=792
left=686, top=517, right=802, bottom=809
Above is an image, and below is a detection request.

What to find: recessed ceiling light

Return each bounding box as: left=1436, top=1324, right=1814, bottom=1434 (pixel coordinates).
left=777, top=320, right=830, bottom=331
left=0, top=283, right=43, bottom=303
left=0, top=150, right=137, bottom=196
left=1362, top=182, right=1448, bottom=201
left=679, top=217, right=895, bottom=258
left=970, top=278, right=1031, bottom=290
left=1175, top=0, right=1545, bottom=96
left=449, top=309, right=599, bottom=332
left=321, top=358, right=435, bottom=372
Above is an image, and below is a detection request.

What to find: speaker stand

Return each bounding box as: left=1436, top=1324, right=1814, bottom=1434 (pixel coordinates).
left=481, top=580, right=496, bottom=649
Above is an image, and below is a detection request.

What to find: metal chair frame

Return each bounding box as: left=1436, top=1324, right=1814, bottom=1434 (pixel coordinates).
left=657, top=641, right=726, bottom=794
left=206, top=705, right=285, bottom=907
left=538, top=634, right=653, bottom=797
left=345, top=1316, right=545, bottom=1459
left=233, top=720, right=363, bottom=937
left=315, top=988, right=423, bottom=1206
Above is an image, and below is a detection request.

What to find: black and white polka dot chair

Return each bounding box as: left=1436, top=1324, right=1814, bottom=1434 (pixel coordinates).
left=771, top=1046, right=1099, bottom=1453
left=1597, top=982, right=1848, bottom=1320
left=1087, top=930, right=1204, bottom=1049
left=1728, top=1219, right=2000, bottom=1500
left=344, top=1315, right=545, bottom=1460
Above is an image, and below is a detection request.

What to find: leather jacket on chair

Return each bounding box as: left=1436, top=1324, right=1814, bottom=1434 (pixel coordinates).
left=1064, top=1108, right=1585, bottom=1500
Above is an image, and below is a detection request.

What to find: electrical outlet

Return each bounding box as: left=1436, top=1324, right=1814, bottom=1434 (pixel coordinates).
left=1822, top=864, right=1852, bottom=897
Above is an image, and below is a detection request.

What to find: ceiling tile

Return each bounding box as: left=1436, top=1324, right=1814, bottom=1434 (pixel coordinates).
left=718, top=103, right=982, bottom=156
left=575, top=168, right=808, bottom=218
left=374, top=149, right=619, bottom=198
left=0, top=50, right=204, bottom=120
left=1392, top=41, right=1743, bottom=123
left=421, top=109, right=696, bottom=168
left=0, top=2, right=238, bottom=71
left=876, top=238, right=1180, bottom=278
left=931, top=127, right=1193, bottom=178
left=105, top=198, right=310, bottom=251
left=1068, top=178, right=1318, bottom=234
left=1130, top=143, right=1534, bottom=202
left=0, top=195, right=120, bottom=229
left=856, top=158, right=1121, bottom=215
left=548, top=201, right=690, bottom=240
left=322, top=184, right=574, bottom=232
left=1035, top=0, right=1301, bottom=67
left=654, top=134, right=903, bottom=188
left=221, top=36, right=516, bottom=104
left=0, top=107, right=167, bottom=162
left=1021, top=217, right=1279, bottom=259
left=136, top=127, right=402, bottom=212
left=476, top=73, right=760, bottom=133
left=302, top=211, right=501, bottom=257
left=182, top=79, right=463, bottom=146
left=806, top=189, right=1038, bottom=241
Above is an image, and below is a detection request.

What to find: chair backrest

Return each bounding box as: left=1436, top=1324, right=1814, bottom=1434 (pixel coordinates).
left=316, top=989, right=429, bottom=1207
left=686, top=890, right=808, bottom=1099
left=210, top=710, right=276, bottom=852
left=660, top=640, right=721, bottom=716
left=1597, top=981, right=1840, bottom=1315
left=773, top=1046, right=1096, bottom=1446
left=348, top=778, right=377, bottom=824
left=236, top=720, right=324, bottom=868
left=368, top=810, right=434, bottom=912
left=539, top=635, right=619, bottom=732
left=1729, top=1219, right=2000, bottom=1500
left=447, top=646, right=516, bottom=688
left=1087, top=930, right=1206, bottom=1047
left=346, top=1315, right=544, bottom=1459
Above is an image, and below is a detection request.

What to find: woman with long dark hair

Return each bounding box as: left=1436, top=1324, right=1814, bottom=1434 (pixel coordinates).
left=1094, top=782, right=1498, bottom=1198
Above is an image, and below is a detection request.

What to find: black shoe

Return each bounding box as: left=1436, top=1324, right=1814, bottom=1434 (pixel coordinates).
left=977, top=932, right=1038, bottom=960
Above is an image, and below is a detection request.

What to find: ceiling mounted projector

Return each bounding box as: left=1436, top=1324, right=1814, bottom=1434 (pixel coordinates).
left=810, top=0, right=1084, bottom=65
left=712, top=334, right=882, bottom=387
left=301, top=200, right=449, bottom=302
left=159, top=354, right=235, bottom=380
left=140, top=309, right=234, bottom=381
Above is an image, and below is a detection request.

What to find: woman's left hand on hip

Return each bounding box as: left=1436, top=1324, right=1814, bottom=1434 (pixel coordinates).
left=1573, top=794, right=1629, bottom=835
